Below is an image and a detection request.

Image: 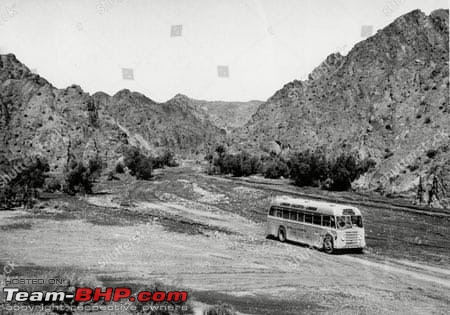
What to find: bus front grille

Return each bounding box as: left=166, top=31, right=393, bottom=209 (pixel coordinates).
left=345, top=231, right=359, bottom=246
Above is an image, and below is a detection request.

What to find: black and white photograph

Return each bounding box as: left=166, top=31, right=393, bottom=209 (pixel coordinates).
left=0, top=0, right=449, bottom=314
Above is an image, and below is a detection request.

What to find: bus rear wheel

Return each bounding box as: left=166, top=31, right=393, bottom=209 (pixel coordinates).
left=323, top=235, right=334, bottom=254
left=278, top=227, right=286, bottom=242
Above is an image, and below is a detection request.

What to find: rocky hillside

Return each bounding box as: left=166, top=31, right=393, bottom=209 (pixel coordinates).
left=0, top=54, right=224, bottom=175
left=235, top=9, right=449, bottom=206
left=92, top=92, right=224, bottom=155
left=190, top=98, right=262, bottom=132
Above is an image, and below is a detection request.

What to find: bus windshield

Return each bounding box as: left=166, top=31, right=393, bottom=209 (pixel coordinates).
left=336, top=216, right=363, bottom=229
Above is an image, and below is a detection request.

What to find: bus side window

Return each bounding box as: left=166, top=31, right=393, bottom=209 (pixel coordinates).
left=298, top=212, right=304, bottom=222
left=269, top=207, right=275, bottom=216
left=305, top=213, right=313, bottom=224
left=276, top=210, right=282, bottom=218
left=322, top=215, right=331, bottom=227
left=290, top=211, right=297, bottom=221
left=330, top=216, right=336, bottom=228
left=282, top=210, right=289, bottom=219
left=313, top=215, right=321, bottom=225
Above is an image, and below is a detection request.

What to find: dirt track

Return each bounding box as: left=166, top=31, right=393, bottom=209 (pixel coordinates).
left=1, top=164, right=449, bottom=314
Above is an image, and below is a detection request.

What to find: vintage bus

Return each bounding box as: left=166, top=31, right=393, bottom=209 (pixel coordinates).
left=266, top=196, right=365, bottom=253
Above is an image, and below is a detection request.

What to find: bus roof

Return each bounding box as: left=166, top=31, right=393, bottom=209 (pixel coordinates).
left=270, top=196, right=362, bottom=216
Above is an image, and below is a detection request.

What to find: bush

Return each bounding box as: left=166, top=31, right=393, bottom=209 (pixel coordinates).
left=44, top=177, right=62, bottom=192
left=329, top=154, right=374, bottom=191
left=0, top=156, right=50, bottom=208
left=115, top=163, right=125, bottom=174
left=64, top=157, right=104, bottom=194
left=263, top=158, right=289, bottom=179
left=204, top=303, right=236, bottom=315
left=153, top=150, right=178, bottom=169
left=426, top=149, right=438, bottom=159
left=220, top=151, right=261, bottom=177
left=123, top=146, right=153, bottom=180
left=208, top=145, right=261, bottom=177
left=329, top=155, right=357, bottom=191
left=288, top=150, right=328, bottom=187
left=288, top=151, right=373, bottom=191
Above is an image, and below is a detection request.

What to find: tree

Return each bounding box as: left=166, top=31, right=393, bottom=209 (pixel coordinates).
left=263, top=158, right=289, bottom=179
left=289, top=150, right=328, bottom=186
left=0, top=156, right=50, bottom=208
left=64, top=156, right=104, bottom=195
left=123, top=146, right=153, bottom=180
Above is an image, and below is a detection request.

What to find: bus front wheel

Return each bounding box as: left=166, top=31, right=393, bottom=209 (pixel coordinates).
left=323, top=235, right=334, bottom=254
left=278, top=227, right=286, bottom=242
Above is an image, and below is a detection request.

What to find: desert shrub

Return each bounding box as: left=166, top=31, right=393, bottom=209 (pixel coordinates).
left=407, top=163, right=419, bottom=171
left=153, top=150, right=178, bottom=169
left=329, top=154, right=372, bottom=191
left=0, top=156, right=50, bottom=208
left=88, top=156, right=104, bottom=178
left=215, top=144, right=226, bottom=156
left=357, top=157, right=376, bottom=174
left=115, top=162, right=125, bottom=174
left=426, top=149, right=438, bottom=159
left=288, top=150, right=329, bottom=187
left=288, top=151, right=372, bottom=191
left=383, top=148, right=394, bottom=159
left=135, top=156, right=153, bottom=180
left=44, top=177, right=62, bottom=192
left=328, top=154, right=358, bottom=191
left=221, top=151, right=261, bottom=177
left=208, top=145, right=261, bottom=177
left=204, top=303, right=236, bottom=315
left=64, top=157, right=103, bottom=194
left=263, top=158, right=289, bottom=179
left=123, top=146, right=153, bottom=180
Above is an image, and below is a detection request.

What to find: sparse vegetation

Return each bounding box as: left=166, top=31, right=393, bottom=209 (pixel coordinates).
left=288, top=150, right=328, bottom=187
left=262, top=156, right=289, bottom=179
left=206, top=145, right=375, bottom=191
left=426, top=149, right=438, bottom=159
left=206, top=146, right=261, bottom=177
left=115, top=162, right=125, bottom=174
left=153, top=149, right=178, bottom=168
left=123, top=146, right=153, bottom=180
left=44, top=177, right=63, bottom=192
left=64, top=156, right=104, bottom=194
left=289, top=151, right=375, bottom=191
left=0, top=156, right=50, bottom=209
left=204, top=303, right=236, bottom=315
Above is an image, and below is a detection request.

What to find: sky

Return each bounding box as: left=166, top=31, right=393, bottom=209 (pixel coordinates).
left=0, top=0, right=448, bottom=102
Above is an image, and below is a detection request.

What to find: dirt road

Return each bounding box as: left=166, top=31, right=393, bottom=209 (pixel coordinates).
left=1, top=165, right=449, bottom=314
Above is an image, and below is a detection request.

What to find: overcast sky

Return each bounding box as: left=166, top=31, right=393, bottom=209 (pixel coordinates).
left=0, top=0, right=447, bottom=102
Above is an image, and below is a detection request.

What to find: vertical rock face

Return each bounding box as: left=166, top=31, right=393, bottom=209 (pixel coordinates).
left=234, top=9, right=449, bottom=204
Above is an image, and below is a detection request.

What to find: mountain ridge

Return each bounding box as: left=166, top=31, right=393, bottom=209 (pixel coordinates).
left=233, top=9, right=449, bottom=206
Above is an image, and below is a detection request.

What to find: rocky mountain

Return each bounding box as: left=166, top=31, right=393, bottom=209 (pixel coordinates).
left=0, top=54, right=225, bottom=175
left=234, top=9, right=449, bottom=206
left=190, top=98, right=263, bottom=132
left=92, top=91, right=224, bottom=154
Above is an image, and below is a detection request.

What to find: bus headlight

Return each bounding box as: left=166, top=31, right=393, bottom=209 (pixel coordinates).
left=340, top=236, right=345, bottom=242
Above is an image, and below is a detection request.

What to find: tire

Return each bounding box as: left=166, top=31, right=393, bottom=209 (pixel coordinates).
left=323, top=235, right=334, bottom=254
left=278, top=227, right=286, bottom=242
